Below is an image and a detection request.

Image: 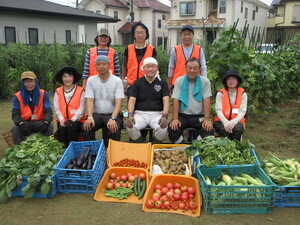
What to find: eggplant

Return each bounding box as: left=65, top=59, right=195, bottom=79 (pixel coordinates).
left=71, top=158, right=77, bottom=166
left=77, top=151, right=85, bottom=166
left=83, top=148, right=91, bottom=162
left=66, top=163, right=74, bottom=169
left=87, top=155, right=93, bottom=170
left=82, top=161, right=88, bottom=170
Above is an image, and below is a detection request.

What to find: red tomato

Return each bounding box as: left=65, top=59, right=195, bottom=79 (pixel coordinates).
left=114, top=183, right=121, bottom=188
left=146, top=199, right=155, bottom=208
left=121, top=183, right=128, bottom=188
left=180, top=185, right=188, bottom=192
left=152, top=192, right=160, bottom=199
left=127, top=182, right=134, bottom=188
left=188, top=194, right=195, bottom=199
left=139, top=173, right=146, bottom=180
left=173, top=193, right=181, bottom=201
left=160, top=195, right=169, bottom=202
left=174, top=182, right=181, bottom=189
left=154, top=200, right=162, bottom=209
left=134, top=174, right=138, bottom=179
left=154, top=184, right=163, bottom=190
left=163, top=201, right=171, bottom=208
left=178, top=202, right=186, bottom=210
left=106, top=183, right=114, bottom=190
left=121, top=175, right=127, bottom=181
left=128, top=176, right=135, bottom=182
left=181, top=194, right=189, bottom=201
left=174, top=188, right=181, bottom=194
left=110, top=173, right=117, bottom=179
left=161, top=187, right=169, bottom=195
left=188, top=201, right=197, bottom=210
left=127, top=173, right=133, bottom=178
left=166, top=182, right=174, bottom=190
left=154, top=189, right=162, bottom=197
left=109, top=179, right=117, bottom=184
left=116, top=176, right=120, bottom=181
left=187, top=187, right=196, bottom=194
left=166, top=191, right=174, bottom=199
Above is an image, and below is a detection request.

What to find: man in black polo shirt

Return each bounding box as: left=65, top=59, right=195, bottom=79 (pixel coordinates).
left=126, top=57, right=170, bottom=143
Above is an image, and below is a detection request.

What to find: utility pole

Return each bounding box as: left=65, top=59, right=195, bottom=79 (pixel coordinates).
left=130, top=0, right=135, bottom=43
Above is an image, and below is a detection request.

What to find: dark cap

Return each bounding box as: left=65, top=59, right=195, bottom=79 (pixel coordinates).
left=55, top=66, right=82, bottom=84
left=222, top=70, right=243, bottom=86
left=94, top=28, right=112, bottom=47
left=181, top=25, right=194, bottom=34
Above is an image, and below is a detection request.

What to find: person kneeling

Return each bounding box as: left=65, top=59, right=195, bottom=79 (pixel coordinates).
left=213, top=70, right=247, bottom=141
left=126, top=57, right=169, bottom=143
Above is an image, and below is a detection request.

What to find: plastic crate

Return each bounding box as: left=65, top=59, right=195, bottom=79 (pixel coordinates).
left=94, top=167, right=150, bottom=204
left=12, top=174, right=57, bottom=198
left=275, top=186, right=300, bottom=207
left=197, top=165, right=276, bottom=214
left=107, top=140, right=151, bottom=170
left=142, top=174, right=202, bottom=217
left=194, top=148, right=260, bottom=168
left=55, top=140, right=106, bottom=194
left=150, top=144, right=192, bottom=176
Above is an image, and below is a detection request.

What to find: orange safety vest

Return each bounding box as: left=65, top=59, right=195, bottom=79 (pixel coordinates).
left=126, top=44, right=154, bottom=85
left=172, top=44, right=201, bottom=86
left=55, top=86, right=86, bottom=123
left=89, top=47, right=116, bottom=77
left=15, top=90, right=45, bottom=121
left=214, top=88, right=246, bottom=126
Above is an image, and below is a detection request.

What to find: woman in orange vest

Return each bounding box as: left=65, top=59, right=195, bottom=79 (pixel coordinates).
left=11, top=71, right=53, bottom=145
left=214, top=70, right=247, bottom=141
left=54, top=66, right=85, bottom=147
left=123, top=22, right=157, bottom=95
left=82, top=28, right=121, bottom=89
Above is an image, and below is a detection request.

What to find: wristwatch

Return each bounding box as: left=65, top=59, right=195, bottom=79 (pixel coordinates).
left=110, top=116, right=116, bottom=120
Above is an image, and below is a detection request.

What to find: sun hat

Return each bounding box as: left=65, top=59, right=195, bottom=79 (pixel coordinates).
left=55, top=66, right=82, bottom=84
left=222, top=70, right=243, bottom=86
left=94, top=28, right=112, bottom=47
left=21, top=71, right=37, bottom=80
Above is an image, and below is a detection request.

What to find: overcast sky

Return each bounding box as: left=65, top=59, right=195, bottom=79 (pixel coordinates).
left=46, top=0, right=273, bottom=8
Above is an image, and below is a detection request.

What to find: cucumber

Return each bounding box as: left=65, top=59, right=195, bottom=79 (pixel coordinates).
left=134, top=179, right=139, bottom=196
left=137, top=177, right=141, bottom=195
left=138, top=179, right=146, bottom=199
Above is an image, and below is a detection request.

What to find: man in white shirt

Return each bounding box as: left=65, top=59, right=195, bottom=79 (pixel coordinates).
left=83, top=55, right=124, bottom=147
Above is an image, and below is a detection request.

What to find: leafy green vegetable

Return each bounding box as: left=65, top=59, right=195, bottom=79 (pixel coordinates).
left=0, top=134, right=63, bottom=203
left=185, top=136, right=256, bottom=167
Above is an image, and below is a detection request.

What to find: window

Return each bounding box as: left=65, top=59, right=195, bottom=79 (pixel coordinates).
left=212, top=0, right=218, bottom=11
left=28, top=28, right=38, bottom=45
left=96, top=10, right=100, bottom=14
left=180, top=2, right=195, bottom=15
left=157, top=37, right=163, bottom=46
left=114, top=11, right=118, bottom=19
left=5, top=27, right=16, bottom=44
left=66, top=30, right=71, bottom=43
left=158, top=19, right=162, bottom=28
left=162, top=15, right=165, bottom=20
left=244, top=7, right=248, bottom=19
left=207, top=31, right=217, bottom=44
left=241, top=2, right=243, bottom=13
left=252, top=10, right=255, bottom=20
left=256, top=6, right=259, bottom=12
left=219, top=0, right=226, bottom=14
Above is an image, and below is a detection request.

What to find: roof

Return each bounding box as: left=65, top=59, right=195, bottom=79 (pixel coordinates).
left=118, top=22, right=139, bottom=32
left=133, top=0, right=170, bottom=13
left=100, top=0, right=128, bottom=9
left=0, top=0, right=120, bottom=22
left=165, top=12, right=225, bottom=29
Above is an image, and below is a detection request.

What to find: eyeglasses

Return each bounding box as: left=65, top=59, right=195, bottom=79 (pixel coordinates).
left=144, top=64, right=157, bottom=69
left=134, top=31, right=146, bottom=35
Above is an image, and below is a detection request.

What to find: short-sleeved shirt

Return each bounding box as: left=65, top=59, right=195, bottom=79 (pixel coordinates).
left=85, top=73, right=124, bottom=114
left=129, top=76, right=169, bottom=111
left=172, top=75, right=212, bottom=115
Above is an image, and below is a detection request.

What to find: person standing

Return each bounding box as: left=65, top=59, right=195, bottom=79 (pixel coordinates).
left=54, top=66, right=85, bottom=147
left=11, top=71, right=53, bottom=145
left=168, top=58, right=213, bottom=143
left=83, top=55, right=124, bottom=147
left=82, top=28, right=121, bottom=89
left=126, top=57, right=169, bottom=143
left=214, top=70, right=247, bottom=141
left=168, top=25, right=207, bottom=90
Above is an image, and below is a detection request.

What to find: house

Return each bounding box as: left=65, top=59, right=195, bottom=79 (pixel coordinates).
left=267, top=0, right=300, bottom=44
left=165, top=0, right=269, bottom=48
left=77, top=0, right=170, bottom=47
left=0, top=0, right=119, bottom=45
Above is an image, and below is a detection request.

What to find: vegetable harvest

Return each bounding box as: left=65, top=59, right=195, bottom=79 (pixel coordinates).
left=0, top=134, right=63, bottom=202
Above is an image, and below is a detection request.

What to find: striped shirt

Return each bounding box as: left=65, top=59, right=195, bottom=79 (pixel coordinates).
left=82, top=48, right=121, bottom=78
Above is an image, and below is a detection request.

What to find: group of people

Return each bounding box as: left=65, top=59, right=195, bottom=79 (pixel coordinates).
left=11, top=23, right=247, bottom=148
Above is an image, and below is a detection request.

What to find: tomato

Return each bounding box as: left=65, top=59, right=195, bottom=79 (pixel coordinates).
left=188, top=201, right=197, bottom=210
left=178, top=202, right=186, bottom=210
left=110, top=173, right=117, bottom=179
left=127, top=182, right=134, bottom=188
left=180, top=185, right=188, bottom=192
left=188, top=194, right=195, bottom=199
left=121, top=175, right=127, bottom=181
left=166, top=182, right=173, bottom=190
left=181, top=194, right=189, bottom=201
left=114, top=183, right=121, bottom=188
left=173, top=193, right=181, bottom=201
left=109, top=179, right=117, bottom=184
left=106, top=182, right=114, bottom=190
left=187, top=187, right=196, bottom=194
left=174, top=182, right=181, bottom=189
left=166, top=191, right=174, bottom=199
left=174, top=188, right=181, bottom=194
left=163, top=201, right=171, bottom=208
left=152, top=192, right=161, bottom=200
left=121, top=182, right=128, bottom=188
left=154, top=200, right=162, bottom=209
left=160, top=195, right=168, bottom=202
left=139, top=173, right=146, bottom=180
left=161, top=187, right=169, bottom=195
left=116, top=176, right=120, bottom=181
left=134, top=174, right=138, bottom=179
left=146, top=199, right=155, bottom=208
left=128, top=176, right=135, bottom=182
left=154, top=184, right=163, bottom=191
left=154, top=189, right=162, bottom=197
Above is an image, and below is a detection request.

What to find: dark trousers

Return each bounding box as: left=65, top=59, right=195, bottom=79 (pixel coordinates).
left=57, top=121, right=83, bottom=148
left=168, top=113, right=214, bottom=143
left=83, top=113, right=122, bottom=148
left=213, top=120, right=244, bottom=141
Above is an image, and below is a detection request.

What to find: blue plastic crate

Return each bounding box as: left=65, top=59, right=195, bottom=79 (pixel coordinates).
left=55, top=140, right=106, bottom=194
left=194, top=148, right=260, bottom=168
left=275, top=186, right=300, bottom=207
left=12, top=174, right=57, bottom=198
left=197, top=165, right=276, bottom=214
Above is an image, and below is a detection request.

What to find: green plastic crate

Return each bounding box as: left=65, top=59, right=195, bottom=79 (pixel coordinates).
left=197, top=165, right=276, bottom=214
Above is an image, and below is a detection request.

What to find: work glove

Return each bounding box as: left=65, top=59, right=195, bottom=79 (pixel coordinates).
left=40, top=121, right=49, bottom=134
left=19, top=123, right=31, bottom=136
left=126, top=116, right=135, bottom=129
left=158, top=116, right=168, bottom=129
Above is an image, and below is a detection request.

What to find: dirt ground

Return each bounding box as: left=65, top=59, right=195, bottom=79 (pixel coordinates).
left=0, top=99, right=299, bottom=225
